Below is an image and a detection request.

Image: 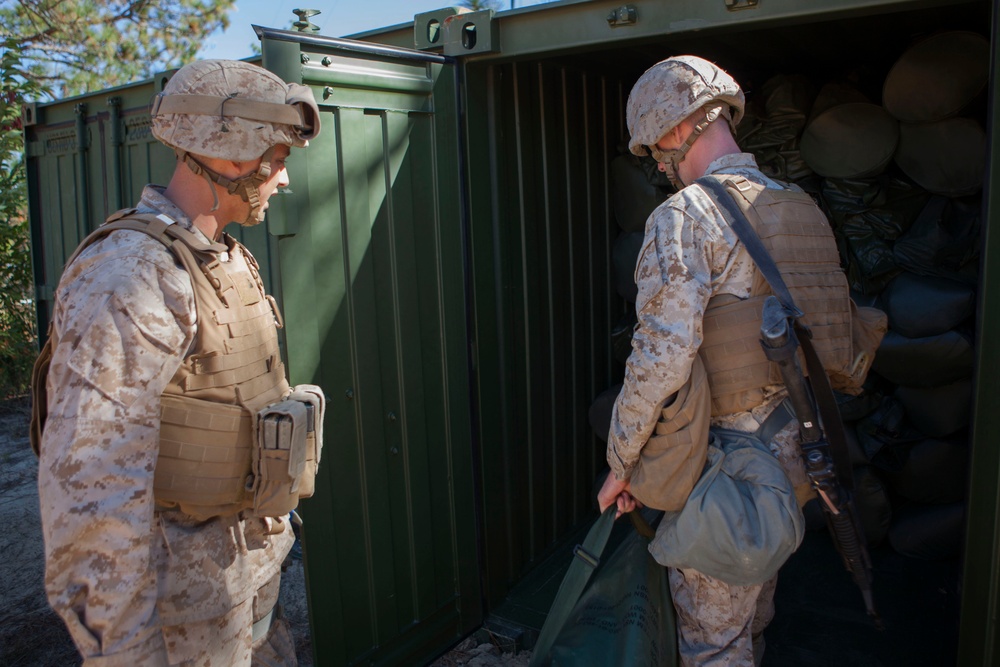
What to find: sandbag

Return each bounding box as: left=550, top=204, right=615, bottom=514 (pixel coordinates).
left=871, top=329, right=974, bottom=387
left=880, top=272, right=975, bottom=338
left=800, top=103, right=899, bottom=179
left=895, top=380, right=972, bottom=438
left=612, top=231, right=644, bottom=303
left=738, top=74, right=816, bottom=182
left=885, top=437, right=969, bottom=505
left=588, top=384, right=622, bottom=443
left=852, top=465, right=892, bottom=547
left=888, top=501, right=965, bottom=561
left=820, top=175, right=930, bottom=294
left=836, top=387, right=883, bottom=424
left=883, top=31, right=989, bottom=123
left=856, top=396, right=924, bottom=472
left=610, top=154, right=671, bottom=233
left=807, top=81, right=870, bottom=123
left=893, top=194, right=981, bottom=286
left=842, top=421, right=870, bottom=467
left=894, top=118, right=986, bottom=197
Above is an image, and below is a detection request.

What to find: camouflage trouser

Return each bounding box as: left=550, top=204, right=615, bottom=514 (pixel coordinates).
left=668, top=567, right=777, bottom=667
left=122, top=573, right=297, bottom=667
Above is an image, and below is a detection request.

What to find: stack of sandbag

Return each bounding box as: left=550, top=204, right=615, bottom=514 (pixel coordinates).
left=738, top=29, right=987, bottom=562
left=738, top=74, right=816, bottom=183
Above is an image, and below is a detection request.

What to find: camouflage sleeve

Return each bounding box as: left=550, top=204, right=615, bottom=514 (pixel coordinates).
left=38, top=231, right=195, bottom=663
left=606, top=198, right=732, bottom=479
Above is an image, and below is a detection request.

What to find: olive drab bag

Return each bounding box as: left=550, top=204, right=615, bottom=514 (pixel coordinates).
left=530, top=507, right=678, bottom=667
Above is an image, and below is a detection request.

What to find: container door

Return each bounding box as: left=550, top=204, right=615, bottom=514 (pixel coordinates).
left=258, top=28, right=481, bottom=666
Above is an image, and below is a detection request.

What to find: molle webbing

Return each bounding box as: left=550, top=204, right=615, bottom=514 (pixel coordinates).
left=156, top=395, right=253, bottom=507
left=162, top=229, right=289, bottom=415
left=95, top=210, right=289, bottom=517
left=699, top=177, right=852, bottom=416
left=158, top=229, right=288, bottom=518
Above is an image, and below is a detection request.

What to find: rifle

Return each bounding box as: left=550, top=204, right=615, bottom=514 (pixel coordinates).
left=760, top=295, right=883, bottom=630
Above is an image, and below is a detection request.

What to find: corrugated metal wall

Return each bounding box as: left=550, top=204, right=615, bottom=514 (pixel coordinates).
left=259, top=33, right=482, bottom=666
left=465, top=59, right=630, bottom=605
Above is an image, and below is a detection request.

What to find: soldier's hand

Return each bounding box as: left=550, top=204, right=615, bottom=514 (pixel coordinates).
left=597, top=473, right=635, bottom=519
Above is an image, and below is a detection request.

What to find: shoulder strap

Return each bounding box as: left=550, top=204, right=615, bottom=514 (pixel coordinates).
left=695, top=176, right=855, bottom=491
left=695, top=176, right=802, bottom=318
left=531, top=507, right=617, bottom=664
left=65, top=209, right=228, bottom=271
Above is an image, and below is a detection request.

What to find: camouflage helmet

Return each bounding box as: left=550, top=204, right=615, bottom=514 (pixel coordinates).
left=150, top=59, right=320, bottom=162
left=626, top=55, right=745, bottom=159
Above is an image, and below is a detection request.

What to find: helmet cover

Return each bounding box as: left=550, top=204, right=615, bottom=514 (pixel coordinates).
left=627, top=55, right=745, bottom=158
left=151, top=59, right=320, bottom=161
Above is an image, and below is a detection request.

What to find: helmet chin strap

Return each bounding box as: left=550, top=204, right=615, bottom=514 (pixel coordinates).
left=177, top=146, right=277, bottom=227
left=650, top=105, right=725, bottom=190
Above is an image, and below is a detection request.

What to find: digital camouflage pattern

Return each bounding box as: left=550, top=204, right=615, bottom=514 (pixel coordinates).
left=626, top=56, right=745, bottom=159
left=38, top=185, right=294, bottom=666
left=606, top=152, right=811, bottom=666
left=668, top=567, right=777, bottom=667
left=606, top=152, right=795, bottom=480
left=151, top=59, right=320, bottom=162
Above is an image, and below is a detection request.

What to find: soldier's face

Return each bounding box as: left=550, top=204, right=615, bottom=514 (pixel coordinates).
left=258, top=145, right=292, bottom=214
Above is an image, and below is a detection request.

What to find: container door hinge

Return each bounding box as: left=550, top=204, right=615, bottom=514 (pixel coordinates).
left=607, top=5, right=637, bottom=27
left=725, top=0, right=759, bottom=10
left=414, top=7, right=457, bottom=50
left=22, top=102, right=38, bottom=127
left=416, top=7, right=499, bottom=56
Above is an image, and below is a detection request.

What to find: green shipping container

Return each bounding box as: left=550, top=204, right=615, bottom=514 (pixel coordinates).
left=23, top=0, right=997, bottom=664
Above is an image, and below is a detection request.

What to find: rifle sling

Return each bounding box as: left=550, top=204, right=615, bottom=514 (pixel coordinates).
left=695, top=176, right=854, bottom=492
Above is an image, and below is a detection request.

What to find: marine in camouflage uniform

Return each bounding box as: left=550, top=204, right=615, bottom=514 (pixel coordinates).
left=597, top=56, right=825, bottom=667
left=37, top=60, right=320, bottom=666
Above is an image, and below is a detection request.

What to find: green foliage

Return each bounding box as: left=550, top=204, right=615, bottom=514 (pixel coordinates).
left=0, top=39, right=45, bottom=398
left=1, top=0, right=236, bottom=99
left=460, top=0, right=505, bottom=11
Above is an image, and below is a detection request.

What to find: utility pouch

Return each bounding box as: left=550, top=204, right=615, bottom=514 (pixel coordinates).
left=287, top=384, right=325, bottom=499
left=254, top=399, right=309, bottom=517
left=630, top=355, right=712, bottom=512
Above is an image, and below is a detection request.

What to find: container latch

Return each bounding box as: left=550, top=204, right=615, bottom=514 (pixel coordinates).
left=607, top=5, right=637, bottom=27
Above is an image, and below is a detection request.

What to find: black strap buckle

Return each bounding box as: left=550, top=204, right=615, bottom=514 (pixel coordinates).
left=573, top=544, right=600, bottom=568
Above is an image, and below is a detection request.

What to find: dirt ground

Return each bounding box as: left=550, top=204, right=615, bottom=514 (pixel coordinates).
left=0, top=396, right=529, bottom=667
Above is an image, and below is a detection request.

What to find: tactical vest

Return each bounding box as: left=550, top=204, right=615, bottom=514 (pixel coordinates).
left=33, top=210, right=301, bottom=519
left=697, top=176, right=868, bottom=416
